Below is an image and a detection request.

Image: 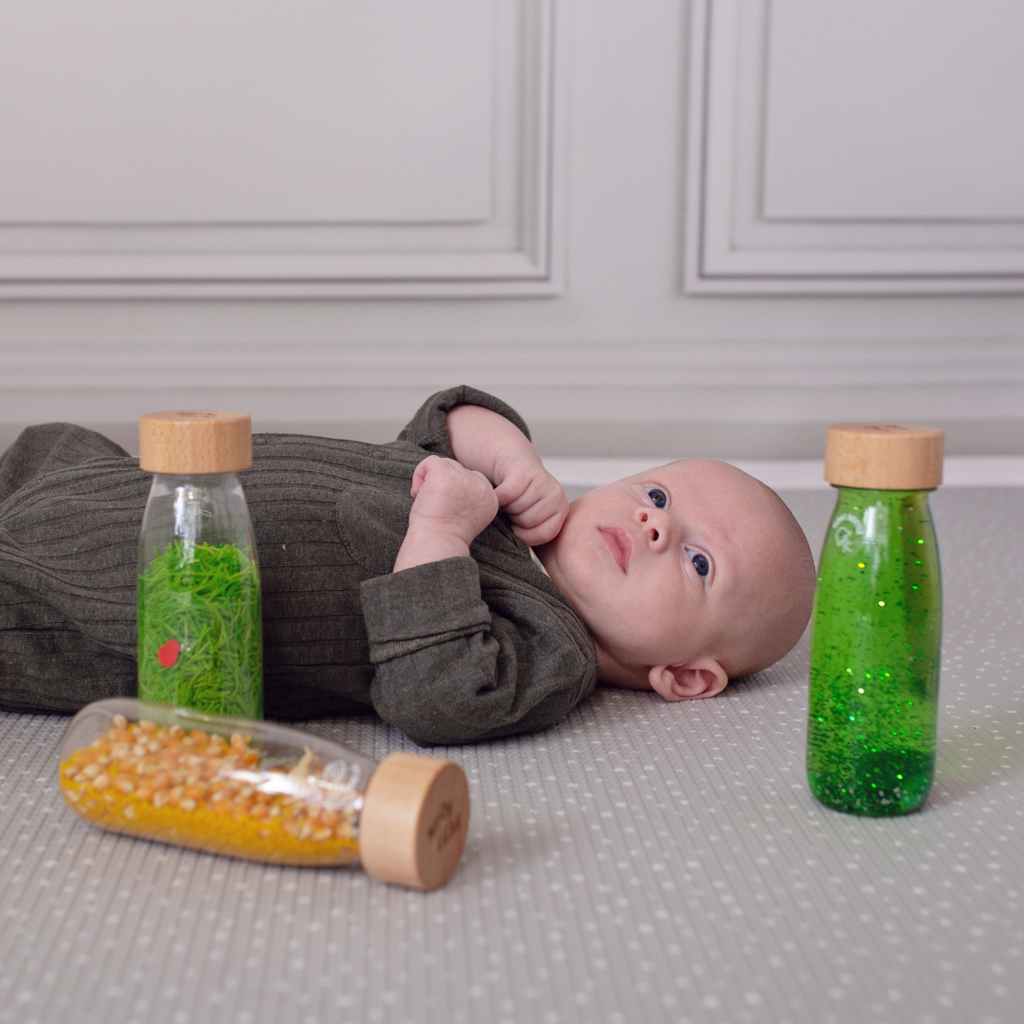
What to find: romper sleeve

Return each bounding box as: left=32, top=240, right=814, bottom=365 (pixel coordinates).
left=359, top=557, right=596, bottom=746
left=395, top=385, right=532, bottom=459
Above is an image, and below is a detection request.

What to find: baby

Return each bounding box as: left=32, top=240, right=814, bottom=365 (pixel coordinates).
left=0, top=386, right=814, bottom=745
left=417, top=402, right=815, bottom=705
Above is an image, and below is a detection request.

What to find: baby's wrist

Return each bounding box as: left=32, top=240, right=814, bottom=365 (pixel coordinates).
left=392, top=519, right=473, bottom=573
left=493, top=446, right=541, bottom=480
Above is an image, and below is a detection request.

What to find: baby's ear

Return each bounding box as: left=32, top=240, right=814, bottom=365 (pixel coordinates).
left=648, top=658, right=728, bottom=702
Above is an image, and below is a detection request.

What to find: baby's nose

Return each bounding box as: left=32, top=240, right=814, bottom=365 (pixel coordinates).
left=634, top=507, right=670, bottom=547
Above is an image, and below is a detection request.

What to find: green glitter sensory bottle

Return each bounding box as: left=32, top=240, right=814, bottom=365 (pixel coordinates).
left=807, top=423, right=944, bottom=816
left=137, top=411, right=263, bottom=719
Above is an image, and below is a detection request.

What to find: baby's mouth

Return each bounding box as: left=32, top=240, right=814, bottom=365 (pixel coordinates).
left=599, top=528, right=631, bottom=573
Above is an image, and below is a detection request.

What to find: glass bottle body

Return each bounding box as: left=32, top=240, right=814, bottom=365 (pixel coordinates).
left=137, top=472, right=263, bottom=718
left=59, top=699, right=369, bottom=866
left=807, top=487, right=941, bottom=815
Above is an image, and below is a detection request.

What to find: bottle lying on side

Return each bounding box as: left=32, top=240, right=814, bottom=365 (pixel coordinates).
left=59, top=698, right=470, bottom=890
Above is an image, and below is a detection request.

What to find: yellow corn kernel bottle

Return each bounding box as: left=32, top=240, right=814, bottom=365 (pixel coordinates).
left=59, top=699, right=470, bottom=890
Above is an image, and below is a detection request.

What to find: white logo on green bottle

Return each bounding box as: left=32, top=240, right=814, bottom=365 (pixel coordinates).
left=832, top=512, right=864, bottom=553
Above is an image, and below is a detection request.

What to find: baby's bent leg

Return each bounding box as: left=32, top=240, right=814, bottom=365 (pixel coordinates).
left=0, top=424, right=144, bottom=714
left=0, top=579, right=136, bottom=713
left=0, top=423, right=131, bottom=504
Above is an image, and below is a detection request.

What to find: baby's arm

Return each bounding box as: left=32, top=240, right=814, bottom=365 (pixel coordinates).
left=445, top=404, right=567, bottom=545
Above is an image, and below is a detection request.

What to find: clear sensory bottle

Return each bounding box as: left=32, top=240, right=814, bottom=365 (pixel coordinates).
left=807, top=423, right=944, bottom=816
left=59, top=698, right=470, bottom=889
left=137, top=411, right=263, bottom=719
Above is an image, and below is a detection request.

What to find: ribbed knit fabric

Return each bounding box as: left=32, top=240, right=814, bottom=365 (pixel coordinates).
left=0, top=387, right=597, bottom=744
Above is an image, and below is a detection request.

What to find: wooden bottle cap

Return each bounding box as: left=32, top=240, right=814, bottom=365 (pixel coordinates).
left=824, top=423, right=944, bottom=490
left=139, top=411, right=252, bottom=474
left=358, top=752, right=470, bottom=891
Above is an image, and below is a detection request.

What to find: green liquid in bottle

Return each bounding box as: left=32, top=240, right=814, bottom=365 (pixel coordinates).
left=807, top=488, right=941, bottom=816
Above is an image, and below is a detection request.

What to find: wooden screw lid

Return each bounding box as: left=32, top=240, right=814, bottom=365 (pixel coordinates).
left=358, top=752, right=470, bottom=891
left=139, top=411, right=252, bottom=474
left=824, top=423, right=944, bottom=490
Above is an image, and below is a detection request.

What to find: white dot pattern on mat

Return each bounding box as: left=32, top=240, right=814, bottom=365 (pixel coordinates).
left=0, top=487, right=1022, bottom=1023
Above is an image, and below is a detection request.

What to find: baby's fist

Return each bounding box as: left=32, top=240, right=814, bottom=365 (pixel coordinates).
left=408, top=455, right=499, bottom=546
left=492, top=451, right=568, bottom=546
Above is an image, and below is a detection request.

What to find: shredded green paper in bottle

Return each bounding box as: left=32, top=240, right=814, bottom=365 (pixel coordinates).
left=138, top=540, right=263, bottom=718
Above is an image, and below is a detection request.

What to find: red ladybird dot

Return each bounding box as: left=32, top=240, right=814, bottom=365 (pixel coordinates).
left=157, top=639, right=181, bottom=668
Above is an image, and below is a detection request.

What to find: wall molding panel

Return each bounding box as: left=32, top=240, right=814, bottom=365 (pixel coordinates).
left=3, top=3, right=1024, bottom=462
left=0, top=0, right=563, bottom=299
left=684, top=0, right=1024, bottom=294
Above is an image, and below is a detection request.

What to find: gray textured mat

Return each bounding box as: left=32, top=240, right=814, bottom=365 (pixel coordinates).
left=1, top=487, right=1023, bottom=1024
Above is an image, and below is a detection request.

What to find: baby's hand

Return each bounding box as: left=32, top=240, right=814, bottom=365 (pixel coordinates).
left=401, top=456, right=497, bottom=565
left=393, top=456, right=499, bottom=573
left=492, top=450, right=568, bottom=546
left=409, top=455, right=499, bottom=541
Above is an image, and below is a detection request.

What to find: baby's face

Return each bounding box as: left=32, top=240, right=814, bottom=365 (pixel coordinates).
left=537, top=460, right=771, bottom=673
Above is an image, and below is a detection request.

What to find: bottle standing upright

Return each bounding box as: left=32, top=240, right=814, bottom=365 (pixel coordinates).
left=807, top=423, right=943, bottom=816
left=137, top=410, right=263, bottom=719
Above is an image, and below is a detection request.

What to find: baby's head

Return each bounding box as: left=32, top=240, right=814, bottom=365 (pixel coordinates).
left=536, top=459, right=815, bottom=701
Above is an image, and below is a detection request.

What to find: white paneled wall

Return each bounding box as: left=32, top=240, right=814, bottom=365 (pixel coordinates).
left=1, top=0, right=1024, bottom=457
left=0, top=0, right=560, bottom=296
left=686, top=0, right=1024, bottom=292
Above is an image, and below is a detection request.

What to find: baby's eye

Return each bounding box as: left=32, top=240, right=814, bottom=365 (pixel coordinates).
left=644, top=486, right=668, bottom=509
left=689, top=551, right=710, bottom=578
